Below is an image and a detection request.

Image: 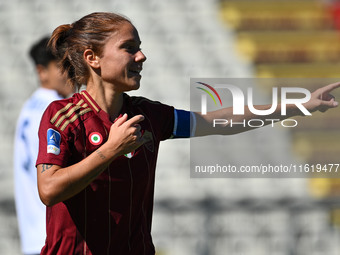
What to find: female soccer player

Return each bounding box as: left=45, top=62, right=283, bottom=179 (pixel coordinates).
left=36, top=12, right=340, bottom=255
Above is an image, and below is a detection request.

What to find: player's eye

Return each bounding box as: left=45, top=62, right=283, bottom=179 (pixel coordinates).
left=125, top=45, right=141, bottom=54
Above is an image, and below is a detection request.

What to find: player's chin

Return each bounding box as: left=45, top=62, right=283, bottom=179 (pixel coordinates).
left=125, top=80, right=141, bottom=92
left=131, top=83, right=140, bottom=91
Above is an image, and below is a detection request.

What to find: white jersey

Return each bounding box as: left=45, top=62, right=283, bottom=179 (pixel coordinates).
left=13, top=88, right=63, bottom=254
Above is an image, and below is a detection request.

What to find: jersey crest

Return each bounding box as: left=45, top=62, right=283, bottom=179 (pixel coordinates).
left=89, top=132, right=103, bottom=145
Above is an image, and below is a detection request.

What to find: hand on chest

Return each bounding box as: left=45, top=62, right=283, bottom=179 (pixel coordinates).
left=76, top=116, right=155, bottom=159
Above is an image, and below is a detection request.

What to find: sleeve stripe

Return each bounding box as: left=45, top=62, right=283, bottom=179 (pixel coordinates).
left=50, top=103, right=73, bottom=124
left=173, top=109, right=179, bottom=137
left=50, top=99, right=84, bottom=124
left=60, top=108, right=92, bottom=131
left=55, top=103, right=88, bottom=127
left=190, top=111, right=196, bottom=137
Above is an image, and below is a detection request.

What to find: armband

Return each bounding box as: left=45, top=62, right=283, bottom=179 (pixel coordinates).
left=172, top=109, right=196, bottom=138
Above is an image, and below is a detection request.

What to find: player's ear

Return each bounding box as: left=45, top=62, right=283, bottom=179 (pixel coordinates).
left=84, top=49, right=100, bottom=69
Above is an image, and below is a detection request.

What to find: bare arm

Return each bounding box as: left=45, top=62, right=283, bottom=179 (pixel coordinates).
left=194, top=82, right=340, bottom=137
left=37, top=114, right=145, bottom=206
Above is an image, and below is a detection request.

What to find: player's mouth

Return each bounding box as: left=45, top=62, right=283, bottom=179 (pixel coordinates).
left=128, top=67, right=142, bottom=77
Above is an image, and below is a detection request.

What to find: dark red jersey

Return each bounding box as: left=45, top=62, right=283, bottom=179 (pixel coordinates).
left=36, top=91, right=174, bottom=255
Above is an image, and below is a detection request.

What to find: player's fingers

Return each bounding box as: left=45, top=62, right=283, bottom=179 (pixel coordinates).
left=326, top=94, right=335, bottom=100
left=319, top=81, right=340, bottom=94
left=133, top=124, right=141, bottom=133
left=324, top=94, right=338, bottom=106
left=127, top=125, right=142, bottom=138
left=320, top=93, right=334, bottom=102
left=320, top=99, right=339, bottom=108
left=113, top=113, right=128, bottom=127
left=124, top=115, right=145, bottom=127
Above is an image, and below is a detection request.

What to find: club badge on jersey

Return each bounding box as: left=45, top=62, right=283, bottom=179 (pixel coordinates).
left=47, top=128, right=61, bottom=155
left=89, top=132, right=103, bottom=146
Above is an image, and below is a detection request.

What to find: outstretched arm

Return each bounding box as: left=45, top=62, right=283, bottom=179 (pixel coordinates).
left=194, top=82, right=340, bottom=137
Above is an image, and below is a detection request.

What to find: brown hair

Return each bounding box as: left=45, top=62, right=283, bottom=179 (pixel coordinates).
left=49, top=12, right=131, bottom=88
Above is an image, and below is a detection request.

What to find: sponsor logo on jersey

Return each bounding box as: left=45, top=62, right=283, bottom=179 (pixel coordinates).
left=47, top=128, right=61, bottom=155
left=89, top=132, right=103, bottom=145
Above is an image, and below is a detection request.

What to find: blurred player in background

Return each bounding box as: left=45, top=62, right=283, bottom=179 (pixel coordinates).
left=36, top=12, right=340, bottom=255
left=13, top=36, right=73, bottom=255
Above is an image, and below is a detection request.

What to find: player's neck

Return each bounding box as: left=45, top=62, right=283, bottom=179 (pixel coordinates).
left=86, top=81, right=123, bottom=120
